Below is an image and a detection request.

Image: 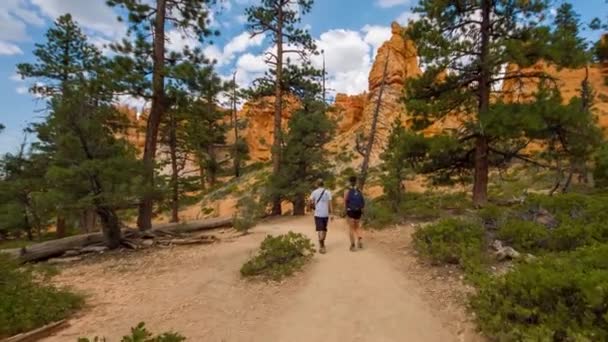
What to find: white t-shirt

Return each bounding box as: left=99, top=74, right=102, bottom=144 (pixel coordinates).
left=310, top=187, right=332, bottom=218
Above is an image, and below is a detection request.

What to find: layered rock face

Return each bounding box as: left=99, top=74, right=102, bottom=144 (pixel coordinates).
left=357, top=22, right=421, bottom=159
left=239, top=95, right=299, bottom=161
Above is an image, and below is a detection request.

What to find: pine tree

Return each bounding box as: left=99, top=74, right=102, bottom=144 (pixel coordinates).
left=18, top=15, right=142, bottom=248
left=159, top=62, right=227, bottom=222
left=0, top=141, right=51, bottom=241
left=274, top=100, right=334, bottom=215
left=245, top=0, right=317, bottom=216
left=406, top=0, right=554, bottom=206
left=379, top=121, right=424, bottom=208
left=108, top=0, right=217, bottom=230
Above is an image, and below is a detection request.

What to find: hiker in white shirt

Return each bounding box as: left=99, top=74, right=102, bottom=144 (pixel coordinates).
left=309, top=179, right=333, bottom=254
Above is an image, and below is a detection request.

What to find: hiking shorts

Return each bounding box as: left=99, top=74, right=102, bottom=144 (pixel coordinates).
left=314, top=216, right=329, bottom=231
left=346, top=209, right=363, bottom=220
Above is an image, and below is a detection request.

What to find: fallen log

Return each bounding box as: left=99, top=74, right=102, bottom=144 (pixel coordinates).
left=1, top=217, right=232, bottom=263
left=151, top=217, right=232, bottom=234
left=1, top=233, right=105, bottom=263
left=169, top=236, right=217, bottom=246
left=4, top=320, right=68, bottom=342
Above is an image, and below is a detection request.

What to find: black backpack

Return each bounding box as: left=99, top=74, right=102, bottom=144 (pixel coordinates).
left=346, top=188, right=365, bottom=211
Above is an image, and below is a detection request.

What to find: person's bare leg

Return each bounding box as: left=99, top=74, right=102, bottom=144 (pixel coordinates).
left=354, top=220, right=363, bottom=248
left=347, top=218, right=356, bottom=250
left=318, top=230, right=327, bottom=253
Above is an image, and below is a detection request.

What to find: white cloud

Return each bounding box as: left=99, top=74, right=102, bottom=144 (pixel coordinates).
left=0, top=41, right=23, bottom=55
left=236, top=15, right=248, bottom=24
left=224, top=32, right=265, bottom=61
left=362, top=25, right=391, bottom=58
left=313, top=29, right=370, bottom=74
left=309, top=29, right=372, bottom=95
left=237, top=53, right=267, bottom=73
left=376, top=0, right=409, bottom=8
left=204, top=45, right=224, bottom=64
left=206, top=31, right=265, bottom=66
left=166, top=29, right=201, bottom=52
left=89, top=36, right=113, bottom=55
left=0, top=12, right=27, bottom=42
left=13, top=7, right=45, bottom=26
left=16, top=86, right=28, bottom=95
left=396, top=11, right=420, bottom=25
left=31, top=0, right=126, bottom=38
left=10, top=73, right=24, bottom=82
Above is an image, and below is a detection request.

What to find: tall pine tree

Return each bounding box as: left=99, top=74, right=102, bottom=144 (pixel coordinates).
left=18, top=15, right=142, bottom=248
left=245, top=0, right=317, bottom=215
left=405, top=0, right=554, bottom=206
left=108, top=0, right=217, bottom=230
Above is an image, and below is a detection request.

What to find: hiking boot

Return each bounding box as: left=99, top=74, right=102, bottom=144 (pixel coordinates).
left=358, top=239, right=363, bottom=249
left=350, top=244, right=356, bottom=252
left=319, top=246, right=326, bottom=254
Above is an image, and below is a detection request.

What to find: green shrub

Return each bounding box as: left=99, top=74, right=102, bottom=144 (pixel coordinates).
left=240, top=232, right=315, bottom=281
left=78, top=322, right=185, bottom=342
left=477, top=203, right=509, bottom=229
left=413, top=219, right=486, bottom=270
left=471, top=244, right=608, bottom=341
left=594, top=143, right=608, bottom=188
left=362, top=199, right=399, bottom=229
left=0, top=254, right=83, bottom=338
left=365, top=192, right=472, bottom=229
left=497, top=219, right=550, bottom=252
left=233, top=195, right=265, bottom=233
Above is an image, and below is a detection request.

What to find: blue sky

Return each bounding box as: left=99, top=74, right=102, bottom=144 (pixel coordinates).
left=0, top=0, right=604, bottom=154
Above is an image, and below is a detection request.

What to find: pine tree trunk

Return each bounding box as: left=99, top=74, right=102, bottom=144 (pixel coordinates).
left=199, top=162, right=206, bottom=191
left=232, top=72, right=240, bottom=178
left=56, top=216, right=66, bottom=239
left=96, top=207, right=122, bottom=249
left=360, top=52, right=390, bottom=190
left=137, top=0, right=167, bottom=231
left=473, top=0, right=492, bottom=208
left=169, top=112, right=179, bottom=223
left=270, top=6, right=284, bottom=216
left=293, top=195, right=306, bottom=216
left=24, top=211, right=33, bottom=241
left=79, top=209, right=97, bottom=233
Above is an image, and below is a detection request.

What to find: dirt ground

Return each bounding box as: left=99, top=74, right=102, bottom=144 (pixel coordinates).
left=42, top=216, right=484, bottom=342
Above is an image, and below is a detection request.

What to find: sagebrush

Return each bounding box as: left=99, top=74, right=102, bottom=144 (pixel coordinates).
left=471, top=244, right=608, bottom=341
left=78, top=322, right=185, bottom=342
left=0, top=254, right=83, bottom=338
left=241, top=232, right=315, bottom=280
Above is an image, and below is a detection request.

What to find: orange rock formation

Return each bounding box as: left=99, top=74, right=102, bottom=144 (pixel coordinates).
left=122, top=22, right=608, bottom=170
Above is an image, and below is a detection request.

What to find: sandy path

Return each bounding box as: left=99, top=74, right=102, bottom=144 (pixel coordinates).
left=43, top=216, right=477, bottom=342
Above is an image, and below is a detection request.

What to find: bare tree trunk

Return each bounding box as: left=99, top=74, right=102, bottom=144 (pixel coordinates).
left=138, top=0, right=167, bottom=231
left=56, top=216, right=66, bottom=239
left=169, top=112, right=179, bottom=223
left=24, top=211, right=33, bottom=241
left=232, top=71, right=240, bottom=178
left=550, top=147, right=563, bottom=196
left=79, top=209, right=97, bottom=233
left=293, top=194, right=305, bottom=216
left=473, top=0, right=491, bottom=207
left=270, top=5, right=284, bottom=216
left=199, top=162, right=206, bottom=191
left=359, top=51, right=390, bottom=190
left=97, top=207, right=122, bottom=249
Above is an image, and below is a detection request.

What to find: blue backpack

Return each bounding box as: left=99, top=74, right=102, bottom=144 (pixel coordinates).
left=346, top=188, right=365, bottom=211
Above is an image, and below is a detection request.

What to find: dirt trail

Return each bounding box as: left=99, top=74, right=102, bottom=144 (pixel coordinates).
left=43, top=216, right=480, bottom=342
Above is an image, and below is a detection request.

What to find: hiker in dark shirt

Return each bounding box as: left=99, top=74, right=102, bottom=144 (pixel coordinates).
left=344, top=176, right=365, bottom=252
